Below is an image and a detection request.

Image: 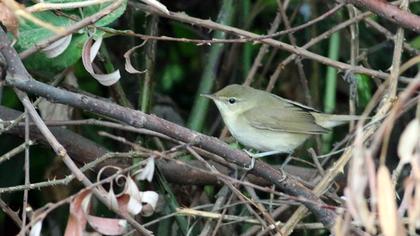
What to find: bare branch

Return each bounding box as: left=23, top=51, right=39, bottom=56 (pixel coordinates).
left=344, top=0, right=420, bottom=33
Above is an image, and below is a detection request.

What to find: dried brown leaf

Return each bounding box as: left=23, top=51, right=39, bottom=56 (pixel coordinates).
left=64, top=190, right=91, bottom=236
left=123, top=42, right=147, bottom=74
left=0, top=2, right=19, bottom=38
left=86, top=215, right=127, bottom=235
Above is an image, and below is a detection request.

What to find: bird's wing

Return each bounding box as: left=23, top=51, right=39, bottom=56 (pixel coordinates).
left=243, top=100, right=329, bottom=135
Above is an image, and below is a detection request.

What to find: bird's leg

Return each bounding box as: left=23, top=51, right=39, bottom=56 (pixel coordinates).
left=243, top=150, right=256, bottom=170
left=242, top=150, right=283, bottom=170
left=280, top=153, right=294, bottom=168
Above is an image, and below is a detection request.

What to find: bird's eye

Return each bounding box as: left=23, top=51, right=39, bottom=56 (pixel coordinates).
left=228, top=98, right=236, bottom=104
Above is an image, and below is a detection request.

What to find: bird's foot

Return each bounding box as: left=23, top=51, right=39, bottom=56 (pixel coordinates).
left=242, top=150, right=284, bottom=170
left=243, top=150, right=256, bottom=170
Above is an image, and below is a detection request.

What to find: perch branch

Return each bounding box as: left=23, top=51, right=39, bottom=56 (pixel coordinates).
left=0, top=44, right=338, bottom=231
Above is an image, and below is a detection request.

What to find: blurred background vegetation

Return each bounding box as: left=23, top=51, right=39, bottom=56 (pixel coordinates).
left=0, top=0, right=419, bottom=235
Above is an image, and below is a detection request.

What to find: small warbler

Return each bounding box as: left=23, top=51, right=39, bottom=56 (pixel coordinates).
left=203, top=84, right=359, bottom=169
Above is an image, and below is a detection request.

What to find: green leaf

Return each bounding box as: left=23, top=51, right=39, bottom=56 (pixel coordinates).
left=161, top=64, right=184, bottom=91
left=14, top=11, right=78, bottom=75
left=45, top=0, right=83, bottom=2
left=21, top=34, right=89, bottom=77
left=82, top=0, right=128, bottom=27
left=356, top=74, right=372, bottom=108
left=18, top=11, right=71, bottom=47
left=409, top=36, right=420, bottom=49
left=14, top=2, right=126, bottom=77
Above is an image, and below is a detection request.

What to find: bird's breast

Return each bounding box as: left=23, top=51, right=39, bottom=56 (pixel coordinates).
left=222, top=113, right=309, bottom=153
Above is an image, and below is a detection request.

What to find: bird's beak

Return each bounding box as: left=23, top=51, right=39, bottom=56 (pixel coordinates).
left=200, top=94, right=217, bottom=100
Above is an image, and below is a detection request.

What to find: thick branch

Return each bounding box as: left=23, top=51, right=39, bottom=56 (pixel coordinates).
left=0, top=105, right=321, bottom=188
left=4, top=76, right=337, bottom=228
left=345, top=0, right=420, bottom=33
left=0, top=106, right=117, bottom=167
left=0, top=52, right=337, bottom=231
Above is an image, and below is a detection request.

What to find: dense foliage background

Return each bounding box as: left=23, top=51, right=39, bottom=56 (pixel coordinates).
left=0, top=0, right=419, bottom=235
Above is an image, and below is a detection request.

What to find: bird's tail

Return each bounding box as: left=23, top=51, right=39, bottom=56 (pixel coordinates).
left=311, top=113, right=363, bottom=129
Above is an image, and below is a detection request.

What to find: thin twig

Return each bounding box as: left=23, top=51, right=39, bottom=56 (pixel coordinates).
left=267, top=11, right=369, bottom=92
left=186, top=146, right=280, bottom=233
left=378, top=0, right=408, bottom=165
left=364, top=18, right=419, bottom=56
left=200, top=185, right=230, bottom=236
left=0, top=197, right=22, bottom=228
left=26, top=0, right=113, bottom=12
left=18, top=108, right=30, bottom=236
left=277, top=0, right=312, bottom=106
left=0, top=72, right=66, bottom=136
left=132, top=3, right=410, bottom=83
left=0, top=140, right=34, bottom=164
left=243, top=5, right=282, bottom=86
left=346, top=5, right=360, bottom=130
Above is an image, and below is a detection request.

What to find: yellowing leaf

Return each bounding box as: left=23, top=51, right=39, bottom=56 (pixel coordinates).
left=398, top=119, right=420, bottom=164
left=377, top=166, right=402, bottom=236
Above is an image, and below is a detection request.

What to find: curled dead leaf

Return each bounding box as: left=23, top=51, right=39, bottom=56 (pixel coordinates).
left=135, top=157, right=155, bottom=182
left=124, top=177, right=143, bottom=215
left=82, top=36, right=121, bottom=86
left=123, top=176, right=158, bottom=217
left=41, top=34, right=72, bottom=58
left=139, top=191, right=159, bottom=216
left=124, top=42, right=147, bottom=74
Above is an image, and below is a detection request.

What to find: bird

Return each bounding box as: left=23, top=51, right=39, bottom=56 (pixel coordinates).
left=203, top=84, right=360, bottom=169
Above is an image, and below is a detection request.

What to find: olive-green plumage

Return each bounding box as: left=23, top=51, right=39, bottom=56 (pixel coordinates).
left=204, top=84, right=359, bottom=155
